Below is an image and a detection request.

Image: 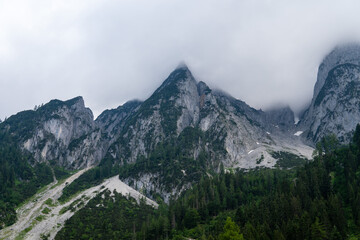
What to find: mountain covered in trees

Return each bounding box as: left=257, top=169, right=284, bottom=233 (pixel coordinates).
left=56, top=128, right=360, bottom=239
left=1, top=44, right=360, bottom=238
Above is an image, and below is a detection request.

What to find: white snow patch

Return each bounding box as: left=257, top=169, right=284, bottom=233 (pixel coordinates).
left=248, top=150, right=254, bottom=154
left=266, top=132, right=270, bottom=135
left=256, top=142, right=259, bottom=145
left=294, top=131, right=303, bottom=136
left=181, top=170, right=186, bottom=176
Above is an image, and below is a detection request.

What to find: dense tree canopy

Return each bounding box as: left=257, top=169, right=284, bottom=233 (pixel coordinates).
left=57, top=126, right=360, bottom=239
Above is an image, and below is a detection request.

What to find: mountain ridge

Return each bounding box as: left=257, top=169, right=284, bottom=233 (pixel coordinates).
left=3, top=43, right=360, bottom=200
left=3, top=44, right=360, bottom=238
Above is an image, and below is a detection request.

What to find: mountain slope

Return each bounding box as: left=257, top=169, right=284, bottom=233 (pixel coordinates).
left=0, top=168, right=157, bottom=240
left=300, top=44, right=360, bottom=143
left=101, top=65, right=312, bottom=200
left=0, top=64, right=313, bottom=205
left=0, top=97, right=105, bottom=169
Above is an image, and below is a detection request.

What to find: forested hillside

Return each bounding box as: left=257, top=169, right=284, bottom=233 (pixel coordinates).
left=0, top=131, right=70, bottom=229
left=55, top=126, right=360, bottom=239
left=0, top=131, right=52, bottom=228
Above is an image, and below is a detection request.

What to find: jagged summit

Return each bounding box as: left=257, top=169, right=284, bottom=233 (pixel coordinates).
left=154, top=64, right=196, bottom=95
left=65, top=96, right=85, bottom=106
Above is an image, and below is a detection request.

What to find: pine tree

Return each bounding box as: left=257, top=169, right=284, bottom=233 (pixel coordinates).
left=218, top=217, right=244, bottom=240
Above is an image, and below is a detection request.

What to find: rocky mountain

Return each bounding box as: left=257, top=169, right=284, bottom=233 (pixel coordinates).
left=100, top=65, right=312, bottom=200
left=4, top=44, right=360, bottom=239
left=299, top=44, right=360, bottom=143
left=96, top=100, right=142, bottom=141
left=0, top=97, right=106, bottom=169
left=0, top=64, right=313, bottom=201
left=108, top=65, right=310, bottom=166
left=4, top=44, right=360, bottom=176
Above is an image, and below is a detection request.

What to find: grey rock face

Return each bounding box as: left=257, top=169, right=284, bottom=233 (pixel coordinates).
left=106, top=66, right=271, bottom=167
left=2, top=97, right=104, bottom=168
left=0, top=96, right=145, bottom=169
left=103, top=65, right=312, bottom=201
left=300, top=44, right=360, bottom=143
left=314, top=44, right=360, bottom=103
left=106, top=66, right=202, bottom=164
left=265, top=106, right=295, bottom=130
left=96, top=100, right=142, bottom=143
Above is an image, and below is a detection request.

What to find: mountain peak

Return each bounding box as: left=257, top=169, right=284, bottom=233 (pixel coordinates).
left=314, top=43, right=360, bottom=101
left=65, top=96, right=85, bottom=107
left=154, top=64, right=196, bottom=95
left=176, top=61, right=189, bottom=70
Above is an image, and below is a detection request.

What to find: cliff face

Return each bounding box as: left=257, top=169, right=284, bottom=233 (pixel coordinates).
left=100, top=65, right=312, bottom=200
left=1, top=97, right=105, bottom=168
left=105, top=66, right=309, bottom=168
left=300, top=44, right=360, bottom=143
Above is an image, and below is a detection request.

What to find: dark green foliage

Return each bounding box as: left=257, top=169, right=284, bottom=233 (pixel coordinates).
left=137, top=130, right=360, bottom=239
left=59, top=157, right=119, bottom=202
left=56, top=128, right=360, bottom=239
left=256, top=154, right=264, bottom=164
left=68, top=135, right=88, bottom=152
left=0, top=100, right=71, bottom=228
left=271, top=151, right=307, bottom=169
left=52, top=125, right=360, bottom=239
left=119, top=127, right=210, bottom=193
left=183, top=209, right=201, bottom=229
left=0, top=110, right=38, bottom=141
left=218, top=217, right=244, bottom=240
left=0, top=131, right=53, bottom=228
left=52, top=166, right=71, bottom=181
left=0, top=97, right=80, bottom=142
left=56, top=190, right=157, bottom=240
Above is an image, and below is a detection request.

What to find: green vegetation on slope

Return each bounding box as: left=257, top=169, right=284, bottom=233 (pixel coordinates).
left=60, top=126, right=214, bottom=200
left=0, top=97, right=80, bottom=142
left=271, top=151, right=308, bottom=169
left=56, top=190, right=158, bottom=240
left=118, top=127, right=210, bottom=193
left=58, top=157, right=119, bottom=203
left=57, top=125, right=360, bottom=239
left=0, top=132, right=54, bottom=229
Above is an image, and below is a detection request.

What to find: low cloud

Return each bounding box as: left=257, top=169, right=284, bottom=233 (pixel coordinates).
left=1, top=0, right=360, bottom=120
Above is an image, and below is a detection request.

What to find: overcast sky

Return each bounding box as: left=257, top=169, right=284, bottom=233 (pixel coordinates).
left=1, top=0, right=360, bottom=120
